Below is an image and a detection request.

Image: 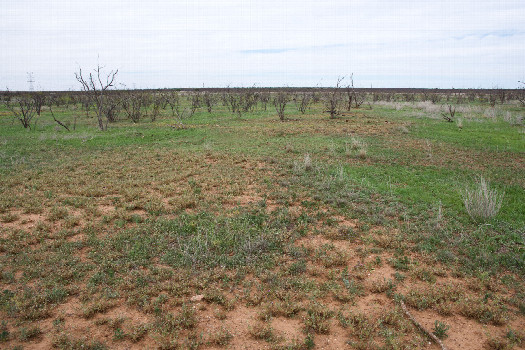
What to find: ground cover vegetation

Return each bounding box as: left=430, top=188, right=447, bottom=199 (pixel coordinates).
left=0, top=81, right=524, bottom=349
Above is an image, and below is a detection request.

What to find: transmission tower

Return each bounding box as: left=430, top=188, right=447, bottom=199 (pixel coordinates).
left=27, top=72, right=35, bottom=91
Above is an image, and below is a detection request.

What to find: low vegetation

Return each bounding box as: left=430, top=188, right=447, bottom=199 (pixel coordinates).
left=0, top=86, right=523, bottom=349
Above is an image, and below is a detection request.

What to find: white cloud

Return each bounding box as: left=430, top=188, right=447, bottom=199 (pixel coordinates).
left=1, top=0, right=524, bottom=90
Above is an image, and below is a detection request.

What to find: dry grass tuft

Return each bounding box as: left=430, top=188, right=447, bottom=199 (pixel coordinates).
left=461, top=176, right=504, bottom=221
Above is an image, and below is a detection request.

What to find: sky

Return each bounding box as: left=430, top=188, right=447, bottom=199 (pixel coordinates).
left=1, top=0, right=524, bottom=90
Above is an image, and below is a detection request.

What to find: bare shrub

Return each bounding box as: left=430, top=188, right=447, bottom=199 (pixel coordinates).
left=345, top=74, right=365, bottom=110
left=259, top=91, right=270, bottom=111
left=224, top=88, right=242, bottom=118
left=122, top=91, right=145, bottom=123
left=240, top=87, right=259, bottom=113
left=166, top=91, right=181, bottom=118
left=294, top=92, right=311, bottom=114
left=104, top=94, right=122, bottom=123
left=304, top=153, right=313, bottom=171
left=6, top=94, right=38, bottom=129
left=461, top=176, right=504, bottom=221
left=202, top=91, right=216, bottom=113
left=32, top=92, right=46, bottom=116
left=75, top=65, right=118, bottom=130
left=273, top=90, right=290, bottom=121
left=323, top=77, right=344, bottom=119
left=149, top=93, right=166, bottom=122
left=166, top=91, right=195, bottom=123
left=190, top=91, right=201, bottom=112
left=48, top=105, right=70, bottom=131
left=441, top=105, right=456, bottom=122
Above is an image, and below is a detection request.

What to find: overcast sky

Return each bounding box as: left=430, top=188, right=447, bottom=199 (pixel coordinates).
left=1, top=0, right=524, bottom=90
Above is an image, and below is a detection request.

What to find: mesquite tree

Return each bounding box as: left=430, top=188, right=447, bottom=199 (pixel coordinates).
left=259, top=91, right=270, bottom=111
left=345, top=74, right=365, bottom=109
left=273, top=90, right=290, bottom=121
left=166, top=91, right=196, bottom=123
left=224, top=88, right=242, bottom=118
left=202, top=91, right=216, bottom=113
left=75, top=65, right=118, bottom=130
left=323, top=77, right=344, bottom=119
left=294, top=92, right=311, bottom=114
left=122, top=91, right=145, bottom=123
left=6, top=94, right=37, bottom=129
left=32, top=92, right=46, bottom=116
left=240, top=87, right=259, bottom=113
left=150, top=93, right=166, bottom=122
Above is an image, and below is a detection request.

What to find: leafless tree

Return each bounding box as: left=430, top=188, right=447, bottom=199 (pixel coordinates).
left=6, top=94, right=37, bottom=129
left=166, top=91, right=181, bottom=118
left=273, top=90, right=290, bottom=121
left=122, top=91, right=145, bottom=123
left=442, top=105, right=456, bottom=122
left=32, top=92, right=46, bottom=116
left=166, top=91, right=196, bottom=123
left=224, top=87, right=242, bottom=118
left=323, top=77, right=344, bottom=119
left=190, top=92, right=201, bottom=114
left=48, top=105, right=70, bottom=131
left=240, top=87, right=259, bottom=113
left=150, top=93, right=166, bottom=122
left=259, top=91, right=270, bottom=111
left=202, top=91, right=216, bottom=113
left=294, top=92, right=311, bottom=114
left=75, top=64, right=118, bottom=130
left=344, top=74, right=365, bottom=110
left=104, top=94, right=122, bottom=123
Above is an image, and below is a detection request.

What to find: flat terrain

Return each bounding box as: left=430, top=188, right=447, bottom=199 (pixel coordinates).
left=0, top=94, right=524, bottom=349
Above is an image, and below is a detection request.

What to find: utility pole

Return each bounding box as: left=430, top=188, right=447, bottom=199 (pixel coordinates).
left=27, top=72, right=35, bottom=91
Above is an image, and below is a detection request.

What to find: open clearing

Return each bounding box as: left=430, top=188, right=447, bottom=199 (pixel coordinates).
left=0, top=91, right=524, bottom=349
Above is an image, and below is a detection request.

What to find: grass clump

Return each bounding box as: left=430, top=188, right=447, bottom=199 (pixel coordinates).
left=461, top=176, right=504, bottom=222
left=18, top=325, right=42, bottom=341
left=0, top=321, right=9, bottom=342
left=303, top=303, right=333, bottom=334
left=207, top=326, right=233, bottom=346
left=250, top=323, right=278, bottom=342
left=432, top=320, right=450, bottom=340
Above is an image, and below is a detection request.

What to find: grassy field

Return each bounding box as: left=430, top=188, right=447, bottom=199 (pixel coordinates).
left=0, top=94, right=524, bottom=349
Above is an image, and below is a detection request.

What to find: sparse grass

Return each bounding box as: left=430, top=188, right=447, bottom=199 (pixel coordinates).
left=53, top=333, right=108, bottom=350
left=250, top=323, right=278, bottom=342
left=0, top=97, right=523, bottom=348
left=208, top=326, right=233, bottom=346
left=18, top=325, right=42, bottom=341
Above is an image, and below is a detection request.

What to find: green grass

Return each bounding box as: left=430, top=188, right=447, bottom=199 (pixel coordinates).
left=0, top=96, right=523, bottom=348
